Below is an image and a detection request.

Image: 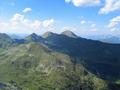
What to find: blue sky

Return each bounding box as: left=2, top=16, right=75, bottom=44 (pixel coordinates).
left=0, top=0, right=120, bottom=36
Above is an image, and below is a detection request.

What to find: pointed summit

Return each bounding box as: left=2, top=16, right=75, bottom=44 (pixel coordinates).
left=42, top=31, right=58, bottom=38
left=25, top=33, right=43, bottom=42
left=30, top=33, right=38, bottom=37
left=61, top=30, right=78, bottom=38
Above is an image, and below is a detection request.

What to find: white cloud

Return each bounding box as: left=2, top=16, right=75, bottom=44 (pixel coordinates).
left=0, top=13, right=41, bottom=34
left=65, top=0, right=120, bottom=14
left=107, top=16, right=120, bottom=32
left=65, top=0, right=100, bottom=7
left=80, top=20, right=86, bottom=24
left=79, top=19, right=98, bottom=32
left=23, top=8, right=32, bottom=13
left=43, top=19, right=54, bottom=28
left=0, top=13, right=56, bottom=34
left=108, top=16, right=120, bottom=28
left=80, top=19, right=96, bottom=26
left=91, top=23, right=96, bottom=28
left=65, top=0, right=71, bottom=3
left=90, top=28, right=98, bottom=31
left=110, top=27, right=118, bottom=32
left=10, top=13, right=24, bottom=22
left=99, top=0, right=120, bottom=14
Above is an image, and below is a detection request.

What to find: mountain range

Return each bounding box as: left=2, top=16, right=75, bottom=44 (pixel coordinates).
left=0, top=31, right=120, bottom=90
left=87, top=35, right=120, bottom=44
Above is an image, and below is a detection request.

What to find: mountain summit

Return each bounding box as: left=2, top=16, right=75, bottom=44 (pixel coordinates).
left=61, top=30, right=78, bottom=38
left=42, top=31, right=58, bottom=38
left=25, top=33, right=43, bottom=42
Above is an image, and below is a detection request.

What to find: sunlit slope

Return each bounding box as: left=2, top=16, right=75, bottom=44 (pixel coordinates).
left=0, top=43, right=108, bottom=90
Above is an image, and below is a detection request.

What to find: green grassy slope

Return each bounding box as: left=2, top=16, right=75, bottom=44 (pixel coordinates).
left=0, top=43, right=108, bottom=90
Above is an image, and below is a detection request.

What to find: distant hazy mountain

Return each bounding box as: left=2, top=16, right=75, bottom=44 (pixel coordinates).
left=0, top=31, right=120, bottom=90
left=87, top=35, right=120, bottom=44
left=100, top=36, right=120, bottom=44
left=8, top=34, right=28, bottom=39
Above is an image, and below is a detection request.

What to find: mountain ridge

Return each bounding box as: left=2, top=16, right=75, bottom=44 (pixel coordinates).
left=0, top=31, right=120, bottom=90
